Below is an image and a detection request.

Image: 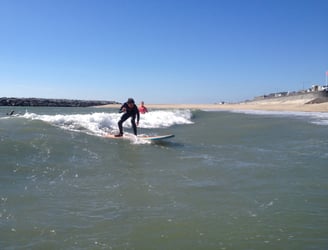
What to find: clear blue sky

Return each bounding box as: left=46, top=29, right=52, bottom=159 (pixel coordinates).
left=1, top=0, right=327, bottom=103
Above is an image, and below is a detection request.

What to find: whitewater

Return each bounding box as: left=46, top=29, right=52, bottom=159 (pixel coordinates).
left=19, top=109, right=193, bottom=137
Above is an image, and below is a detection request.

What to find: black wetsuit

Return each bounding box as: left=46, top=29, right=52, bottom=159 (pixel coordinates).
left=118, top=102, right=140, bottom=135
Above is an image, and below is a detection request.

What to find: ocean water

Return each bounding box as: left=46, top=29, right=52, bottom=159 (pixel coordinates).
left=0, top=106, right=327, bottom=250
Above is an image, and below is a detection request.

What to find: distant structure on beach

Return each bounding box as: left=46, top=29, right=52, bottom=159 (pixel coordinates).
left=253, top=84, right=328, bottom=104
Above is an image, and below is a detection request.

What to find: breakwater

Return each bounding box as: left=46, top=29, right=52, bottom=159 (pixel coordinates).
left=0, top=97, right=119, bottom=107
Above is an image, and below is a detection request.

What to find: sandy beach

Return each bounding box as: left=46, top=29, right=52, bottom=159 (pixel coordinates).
left=99, top=101, right=328, bottom=113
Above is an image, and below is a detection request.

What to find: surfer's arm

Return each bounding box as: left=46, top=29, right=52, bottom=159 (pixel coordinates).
left=119, top=103, right=127, bottom=113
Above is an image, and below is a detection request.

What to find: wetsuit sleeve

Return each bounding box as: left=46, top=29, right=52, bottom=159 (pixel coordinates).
left=119, top=103, right=127, bottom=113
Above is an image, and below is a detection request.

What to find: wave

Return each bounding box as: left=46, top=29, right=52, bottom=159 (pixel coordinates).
left=20, top=110, right=194, bottom=136
left=230, top=109, right=328, bottom=126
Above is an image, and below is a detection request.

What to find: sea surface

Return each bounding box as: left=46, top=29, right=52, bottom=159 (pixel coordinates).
left=1, top=106, right=327, bottom=250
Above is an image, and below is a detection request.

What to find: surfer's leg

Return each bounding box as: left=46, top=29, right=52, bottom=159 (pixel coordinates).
left=117, top=120, right=123, bottom=135
left=118, top=114, right=130, bottom=135
left=131, top=119, right=137, bottom=135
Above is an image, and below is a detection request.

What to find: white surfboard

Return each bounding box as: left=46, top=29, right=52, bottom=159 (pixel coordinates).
left=104, top=133, right=174, bottom=141
left=138, top=134, right=175, bottom=141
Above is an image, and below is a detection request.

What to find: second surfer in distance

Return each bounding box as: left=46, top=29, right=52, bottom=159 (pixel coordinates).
left=115, top=98, right=140, bottom=137
left=138, top=101, right=148, bottom=114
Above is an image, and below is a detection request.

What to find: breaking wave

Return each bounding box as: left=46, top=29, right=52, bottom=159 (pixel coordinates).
left=21, top=110, right=193, bottom=136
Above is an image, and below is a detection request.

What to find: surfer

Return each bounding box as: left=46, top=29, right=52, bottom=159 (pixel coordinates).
left=138, top=101, right=148, bottom=114
left=6, top=110, right=15, bottom=116
left=115, top=98, right=140, bottom=137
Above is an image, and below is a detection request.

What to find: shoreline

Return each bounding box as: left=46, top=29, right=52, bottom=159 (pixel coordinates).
left=98, top=102, right=328, bottom=113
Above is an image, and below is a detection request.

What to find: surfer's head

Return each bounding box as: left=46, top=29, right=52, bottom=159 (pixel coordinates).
left=127, top=98, right=135, bottom=104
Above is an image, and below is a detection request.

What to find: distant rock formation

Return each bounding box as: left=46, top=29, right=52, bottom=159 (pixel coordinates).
left=0, top=97, right=120, bottom=107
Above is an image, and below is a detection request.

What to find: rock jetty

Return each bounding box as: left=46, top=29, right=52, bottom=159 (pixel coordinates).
left=0, top=97, right=119, bottom=107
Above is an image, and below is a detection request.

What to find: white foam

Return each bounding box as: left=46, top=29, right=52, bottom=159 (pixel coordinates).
left=140, top=110, right=193, bottom=128
left=21, top=110, right=193, bottom=136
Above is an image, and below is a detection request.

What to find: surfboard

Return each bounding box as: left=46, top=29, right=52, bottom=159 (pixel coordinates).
left=138, top=134, right=175, bottom=141
left=104, top=133, right=174, bottom=141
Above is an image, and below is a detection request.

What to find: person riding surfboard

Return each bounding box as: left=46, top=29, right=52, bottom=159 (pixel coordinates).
left=115, top=98, right=140, bottom=137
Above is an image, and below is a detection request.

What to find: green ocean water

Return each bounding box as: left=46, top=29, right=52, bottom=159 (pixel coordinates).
left=0, top=107, right=327, bottom=249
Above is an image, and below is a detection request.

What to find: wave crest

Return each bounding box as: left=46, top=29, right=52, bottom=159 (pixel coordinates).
left=21, top=110, right=193, bottom=136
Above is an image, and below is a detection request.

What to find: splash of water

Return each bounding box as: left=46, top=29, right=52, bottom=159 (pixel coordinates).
left=21, top=110, right=193, bottom=136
